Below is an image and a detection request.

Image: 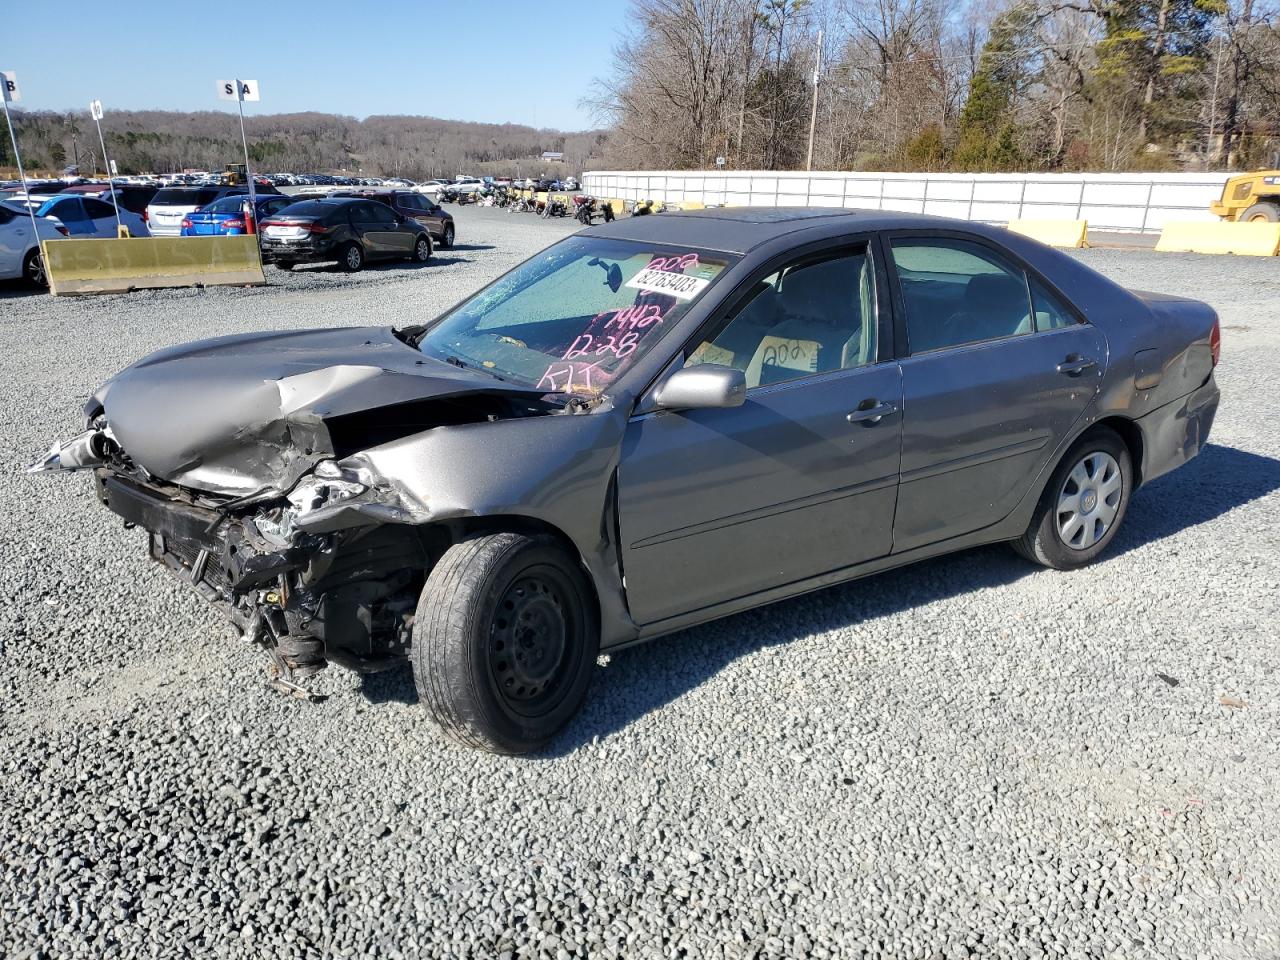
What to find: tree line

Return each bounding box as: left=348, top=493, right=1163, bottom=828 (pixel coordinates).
left=0, top=109, right=606, bottom=179
left=589, top=0, right=1280, bottom=173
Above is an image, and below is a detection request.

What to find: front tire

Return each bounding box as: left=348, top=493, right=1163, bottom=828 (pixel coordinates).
left=273, top=261, right=295, bottom=271
left=1013, top=427, right=1132, bottom=570
left=441, top=223, right=455, bottom=248
left=1240, top=201, right=1280, bottom=223
left=412, top=532, right=598, bottom=754
left=412, top=235, right=432, bottom=262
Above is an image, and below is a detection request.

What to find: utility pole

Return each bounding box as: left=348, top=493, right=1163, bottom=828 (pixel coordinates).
left=805, top=29, right=823, bottom=171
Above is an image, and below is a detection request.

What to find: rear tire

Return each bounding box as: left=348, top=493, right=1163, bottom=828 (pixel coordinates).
left=273, top=261, right=295, bottom=271
left=23, top=248, right=46, bottom=288
left=411, top=532, right=598, bottom=754
left=1240, top=201, right=1280, bottom=223
left=338, top=242, right=364, bottom=272
left=1013, top=427, right=1132, bottom=570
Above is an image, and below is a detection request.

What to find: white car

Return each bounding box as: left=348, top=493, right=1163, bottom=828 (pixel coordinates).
left=9, top=194, right=150, bottom=239
left=0, top=203, right=67, bottom=285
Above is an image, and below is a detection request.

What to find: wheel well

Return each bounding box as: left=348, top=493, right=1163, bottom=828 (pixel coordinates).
left=445, top=516, right=602, bottom=620
left=1085, top=416, right=1144, bottom=488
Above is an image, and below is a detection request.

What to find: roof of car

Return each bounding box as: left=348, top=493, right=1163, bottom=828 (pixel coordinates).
left=580, top=206, right=967, bottom=254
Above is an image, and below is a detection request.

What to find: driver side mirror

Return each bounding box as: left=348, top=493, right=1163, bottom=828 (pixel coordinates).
left=653, top=364, right=747, bottom=411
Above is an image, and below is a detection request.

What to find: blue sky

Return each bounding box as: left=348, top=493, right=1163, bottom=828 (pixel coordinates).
left=3, top=0, right=631, bottom=130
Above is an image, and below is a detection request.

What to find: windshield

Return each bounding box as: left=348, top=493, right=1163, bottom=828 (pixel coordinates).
left=418, top=236, right=735, bottom=395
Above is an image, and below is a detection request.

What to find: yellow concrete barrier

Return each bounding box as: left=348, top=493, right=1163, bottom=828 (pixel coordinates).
left=676, top=200, right=706, bottom=211
left=1155, top=220, right=1280, bottom=256
left=42, top=236, right=266, bottom=296
left=1006, top=219, right=1089, bottom=248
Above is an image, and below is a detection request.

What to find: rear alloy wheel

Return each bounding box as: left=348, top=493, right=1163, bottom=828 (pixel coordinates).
left=412, top=235, right=432, bottom=262
left=1013, top=427, right=1132, bottom=570
left=339, top=242, right=364, bottom=272
left=441, top=224, right=455, bottom=248
left=411, top=532, right=598, bottom=754
left=23, top=248, right=46, bottom=287
left=1240, top=202, right=1280, bottom=223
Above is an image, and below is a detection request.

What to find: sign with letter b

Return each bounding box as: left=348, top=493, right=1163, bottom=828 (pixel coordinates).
left=1, top=71, right=19, bottom=103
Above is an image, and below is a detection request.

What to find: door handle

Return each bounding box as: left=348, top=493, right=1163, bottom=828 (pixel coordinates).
left=1057, top=356, right=1097, bottom=376
left=846, top=400, right=897, bottom=425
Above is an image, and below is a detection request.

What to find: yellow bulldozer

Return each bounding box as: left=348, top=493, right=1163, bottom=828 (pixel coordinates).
left=1209, top=171, right=1280, bottom=222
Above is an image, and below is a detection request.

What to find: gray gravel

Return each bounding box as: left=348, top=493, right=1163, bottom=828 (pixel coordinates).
left=2, top=209, right=1278, bottom=959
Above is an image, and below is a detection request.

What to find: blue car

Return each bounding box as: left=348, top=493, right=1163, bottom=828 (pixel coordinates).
left=180, top=194, right=297, bottom=236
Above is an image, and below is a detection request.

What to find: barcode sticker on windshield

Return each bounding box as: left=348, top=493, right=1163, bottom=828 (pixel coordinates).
left=625, top=268, right=711, bottom=300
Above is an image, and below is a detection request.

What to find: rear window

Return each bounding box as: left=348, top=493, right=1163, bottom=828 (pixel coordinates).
left=268, top=200, right=339, bottom=220
left=152, top=188, right=220, bottom=206
left=205, top=196, right=248, bottom=214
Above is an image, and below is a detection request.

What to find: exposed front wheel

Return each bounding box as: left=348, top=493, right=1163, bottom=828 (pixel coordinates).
left=412, top=235, right=432, bottom=262
left=441, top=224, right=455, bottom=248
left=411, top=532, right=599, bottom=754
left=23, top=248, right=46, bottom=287
left=339, top=242, right=364, bottom=272
left=1013, top=427, right=1132, bottom=570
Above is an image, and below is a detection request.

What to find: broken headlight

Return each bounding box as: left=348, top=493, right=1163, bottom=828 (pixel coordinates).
left=256, top=460, right=371, bottom=545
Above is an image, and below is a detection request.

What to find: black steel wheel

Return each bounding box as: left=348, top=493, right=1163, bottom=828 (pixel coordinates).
left=412, top=532, right=598, bottom=754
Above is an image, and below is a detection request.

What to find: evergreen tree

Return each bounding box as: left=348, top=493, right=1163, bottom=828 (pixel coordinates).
left=953, top=5, right=1036, bottom=171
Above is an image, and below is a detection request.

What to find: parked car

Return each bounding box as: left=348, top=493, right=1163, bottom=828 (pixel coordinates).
left=180, top=194, right=298, bottom=236
left=32, top=208, right=1221, bottom=753
left=3, top=194, right=149, bottom=239
left=63, top=183, right=159, bottom=219
left=145, top=185, right=280, bottom=237
left=257, top=197, right=433, bottom=271
left=330, top=188, right=455, bottom=248
left=0, top=202, right=66, bottom=285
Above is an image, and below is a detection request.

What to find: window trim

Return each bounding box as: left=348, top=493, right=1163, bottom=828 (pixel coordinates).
left=671, top=236, right=890, bottom=392
left=878, top=229, right=1086, bottom=360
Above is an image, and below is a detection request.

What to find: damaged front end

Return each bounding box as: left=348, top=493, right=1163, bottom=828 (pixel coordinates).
left=37, top=428, right=435, bottom=692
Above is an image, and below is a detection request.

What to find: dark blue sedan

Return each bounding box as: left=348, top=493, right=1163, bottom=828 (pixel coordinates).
left=180, top=194, right=297, bottom=236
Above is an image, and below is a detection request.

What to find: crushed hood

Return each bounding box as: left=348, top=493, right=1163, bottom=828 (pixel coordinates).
left=94, top=326, right=549, bottom=497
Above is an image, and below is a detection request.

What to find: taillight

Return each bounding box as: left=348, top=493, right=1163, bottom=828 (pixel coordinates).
left=181, top=218, right=193, bottom=229
left=1210, top=318, right=1221, bottom=367
left=142, top=208, right=148, bottom=223
left=223, top=219, right=245, bottom=230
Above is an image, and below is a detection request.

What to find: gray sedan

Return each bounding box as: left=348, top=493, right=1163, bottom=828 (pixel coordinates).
left=35, top=209, right=1221, bottom=753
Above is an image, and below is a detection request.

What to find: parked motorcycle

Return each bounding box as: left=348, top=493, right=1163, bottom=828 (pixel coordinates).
left=542, top=194, right=569, bottom=218
left=572, top=195, right=597, bottom=225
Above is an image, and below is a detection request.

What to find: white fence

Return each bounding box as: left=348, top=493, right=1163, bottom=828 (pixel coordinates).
left=581, top=170, right=1231, bottom=234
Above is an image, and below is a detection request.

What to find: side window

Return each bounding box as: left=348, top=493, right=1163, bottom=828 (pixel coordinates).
left=367, top=202, right=396, bottom=224
left=400, top=194, right=424, bottom=211
left=54, top=199, right=87, bottom=222
left=686, top=247, right=877, bottom=389
left=890, top=238, right=1033, bottom=354
left=1028, top=276, right=1078, bottom=331
left=83, top=199, right=116, bottom=219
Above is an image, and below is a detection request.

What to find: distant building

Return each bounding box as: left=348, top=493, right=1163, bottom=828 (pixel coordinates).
left=541, top=151, right=564, bottom=163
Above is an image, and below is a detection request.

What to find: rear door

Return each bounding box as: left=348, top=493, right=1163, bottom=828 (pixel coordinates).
left=364, top=200, right=412, bottom=256
left=82, top=198, right=122, bottom=237
left=885, top=234, right=1106, bottom=552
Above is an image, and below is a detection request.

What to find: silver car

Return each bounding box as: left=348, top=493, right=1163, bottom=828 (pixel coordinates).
left=35, top=209, right=1221, bottom=753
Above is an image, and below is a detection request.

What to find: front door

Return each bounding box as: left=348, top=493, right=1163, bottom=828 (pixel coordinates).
left=618, top=243, right=903, bottom=626
left=885, top=235, right=1106, bottom=551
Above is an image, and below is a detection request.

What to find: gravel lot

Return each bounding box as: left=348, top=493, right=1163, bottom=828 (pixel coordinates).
left=2, top=208, right=1278, bottom=960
